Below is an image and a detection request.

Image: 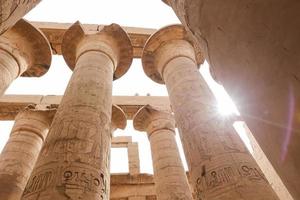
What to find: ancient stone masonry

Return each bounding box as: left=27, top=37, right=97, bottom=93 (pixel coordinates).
left=111, top=136, right=141, bottom=176
left=0, top=104, right=55, bottom=200
left=133, top=105, right=193, bottom=200
left=163, top=1, right=300, bottom=199
left=0, top=19, right=51, bottom=96
left=21, top=22, right=133, bottom=199
left=0, top=0, right=41, bottom=34
left=0, top=1, right=297, bottom=199
left=142, top=24, right=279, bottom=199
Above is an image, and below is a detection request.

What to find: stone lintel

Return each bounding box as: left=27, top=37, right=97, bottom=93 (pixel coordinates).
left=0, top=95, right=170, bottom=120
left=30, top=21, right=156, bottom=58
left=110, top=174, right=155, bottom=199
left=111, top=136, right=133, bottom=146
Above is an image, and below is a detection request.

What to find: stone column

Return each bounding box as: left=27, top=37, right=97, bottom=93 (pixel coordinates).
left=0, top=104, right=55, bottom=200
left=133, top=105, right=193, bottom=200
left=21, top=22, right=133, bottom=200
left=142, top=25, right=279, bottom=200
left=127, top=143, right=140, bottom=175
left=0, top=0, right=42, bottom=34
left=163, top=1, right=299, bottom=198
left=0, top=19, right=51, bottom=96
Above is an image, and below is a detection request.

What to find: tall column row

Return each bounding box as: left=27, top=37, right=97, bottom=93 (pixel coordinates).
left=163, top=1, right=300, bottom=198
left=0, top=21, right=283, bottom=200
left=141, top=25, right=279, bottom=199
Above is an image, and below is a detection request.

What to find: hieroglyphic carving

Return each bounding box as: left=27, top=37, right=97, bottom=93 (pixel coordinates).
left=195, top=163, right=267, bottom=199
left=142, top=25, right=278, bottom=199
left=23, top=170, right=53, bottom=195
left=22, top=108, right=111, bottom=199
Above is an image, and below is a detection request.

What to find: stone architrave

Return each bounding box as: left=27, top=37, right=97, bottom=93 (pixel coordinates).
left=0, top=104, right=55, bottom=200
left=0, top=0, right=41, bottom=34
left=133, top=105, right=193, bottom=200
left=142, top=25, right=279, bottom=200
left=163, top=1, right=300, bottom=198
left=0, top=19, right=51, bottom=96
left=21, top=22, right=133, bottom=200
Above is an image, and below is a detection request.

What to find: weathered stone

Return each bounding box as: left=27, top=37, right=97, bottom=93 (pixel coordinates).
left=0, top=104, right=55, bottom=200
left=0, top=19, right=51, bottom=96
left=0, top=0, right=41, bottom=34
left=111, top=136, right=141, bottom=176
left=127, top=143, right=140, bottom=175
left=133, top=105, right=193, bottom=200
left=0, top=95, right=171, bottom=120
left=110, top=173, right=156, bottom=199
left=111, top=104, right=127, bottom=132
left=142, top=25, right=279, bottom=200
left=29, top=21, right=155, bottom=58
left=164, top=1, right=300, bottom=198
left=21, top=21, right=133, bottom=200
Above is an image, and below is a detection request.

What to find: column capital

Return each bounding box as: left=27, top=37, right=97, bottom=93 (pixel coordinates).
left=0, top=19, right=52, bottom=77
left=142, top=24, right=204, bottom=84
left=133, top=104, right=175, bottom=136
left=62, top=21, right=133, bottom=80
left=112, top=104, right=127, bottom=131
left=12, top=104, right=57, bottom=141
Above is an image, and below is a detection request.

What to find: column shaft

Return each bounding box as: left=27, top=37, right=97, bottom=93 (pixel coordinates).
left=0, top=49, right=20, bottom=95
left=133, top=106, right=193, bottom=200
left=0, top=108, right=51, bottom=200
left=22, top=52, right=113, bottom=199
left=163, top=55, right=278, bottom=199
left=128, top=143, right=140, bottom=175
left=149, top=129, right=192, bottom=200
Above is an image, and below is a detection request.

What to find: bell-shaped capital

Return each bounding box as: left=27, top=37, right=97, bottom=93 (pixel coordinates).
left=1, top=19, right=52, bottom=77
left=142, top=24, right=204, bottom=84
left=112, top=104, right=127, bottom=131
left=62, top=21, right=133, bottom=80
left=133, top=104, right=175, bottom=136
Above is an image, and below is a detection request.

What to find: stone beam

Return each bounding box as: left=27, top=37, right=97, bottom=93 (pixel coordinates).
left=110, top=174, right=155, bottom=199
left=0, top=95, right=170, bottom=120
left=30, top=21, right=156, bottom=58
left=112, top=136, right=133, bottom=143
left=111, top=136, right=133, bottom=148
